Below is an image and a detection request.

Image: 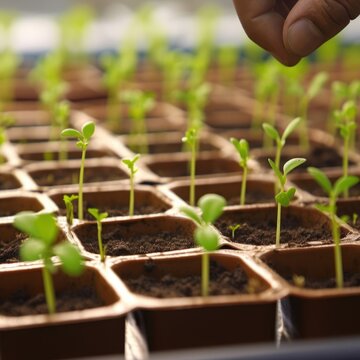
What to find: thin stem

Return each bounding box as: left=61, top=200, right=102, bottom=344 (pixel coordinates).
left=343, top=135, right=349, bottom=198
left=240, top=165, right=247, bottom=205
left=276, top=202, right=282, bottom=248
left=129, top=173, right=135, bottom=216
left=274, top=144, right=282, bottom=195
left=331, top=202, right=343, bottom=288
left=42, top=263, right=56, bottom=314
left=97, top=220, right=105, bottom=262
left=78, top=146, right=87, bottom=220
left=189, top=141, right=196, bottom=206
left=202, top=252, right=209, bottom=297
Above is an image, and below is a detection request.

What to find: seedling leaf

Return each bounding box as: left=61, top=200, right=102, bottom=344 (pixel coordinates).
left=275, top=187, right=296, bottom=207
left=334, top=176, right=359, bottom=198
left=283, top=158, right=306, bottom=176
left=198, top=194, right=226, bottom=224
left=61, top=128, right=81, bottom=138
left=194, top=226, right=219, bottom=251
left=282, top=117, right=301, bottom=141
left=262, top=123, right=279, bottom=141
left=180, top=206, right=202, bottom=225
left=82, top=121, right=95, bottom=140
left=20, top=238, right=47, bottom=262
left=268, top=158, right=284, bottom=185
left=307, top=167, right=332, bottom=195
left=53, top=242, right=84, bottom=276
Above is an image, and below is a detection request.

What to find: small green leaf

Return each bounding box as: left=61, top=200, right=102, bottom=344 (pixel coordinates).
left=275, top=187, right=296, bottom=206
left=63, top=194, right=78, bottom=204
left=20, top=238, right=47, bottom=262
left=282, top=117, right=301, bottom=141
left=194, top=226, right=219, bottom=251
left=315, top=203, right=334, bottom=214
left=180, top=206, right=202, bottom=225
left=268, top=158, right=284, bottom=185
left=283, top=158, right=306, bottom=176
left=307, top=167, right=332, bottom=195
left=61, top=128, right=81, bottom=138
left=307, top=72, right=328, bottom=100
left=262, top=123, right=279, bottom=141
left=198, top=194, right=226, bottom=224
left=88, top=208, right=108, bottom=221
left=334, top=176, right=359, bottom=198
left=53, top=243, right=84, bottom=276
left=82, top=121, right=95, bottom=140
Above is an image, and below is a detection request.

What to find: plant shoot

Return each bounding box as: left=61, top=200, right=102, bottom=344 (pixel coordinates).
left=122, top=154, right=140, bottom=216
left=63, top=194, right=78, bottom=226
left=88, top=208, right=108, bottom=262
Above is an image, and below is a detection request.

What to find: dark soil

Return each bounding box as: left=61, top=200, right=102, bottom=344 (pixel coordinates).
left=78, top=226, right=194, bottom=256
left=0, top=287, right=104, bottom=316
left=215, top=214, right=333, bottom=247
left=124, top=260, right=265, bottom=298
left=31, top=167, right=127, bottom=186
left=0, top=233, right=26, bottom=263
left=0, top=175, right=20, bottom=190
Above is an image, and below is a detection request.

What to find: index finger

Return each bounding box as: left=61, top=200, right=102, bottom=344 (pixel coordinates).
left=233, top=0, right=301, bottom=66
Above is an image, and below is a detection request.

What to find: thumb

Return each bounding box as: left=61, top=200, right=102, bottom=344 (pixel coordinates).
left=284, top=0, right=360, bottom=57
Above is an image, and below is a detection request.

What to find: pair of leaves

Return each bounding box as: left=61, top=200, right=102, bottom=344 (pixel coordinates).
left=230, top=138, right=249, bottom=167
left=268, top=158, right=306, bottom=187
left=61, top=120, right=95, bottom=143
left=88, top=208, right=108, bottom=222
left=275, top=187, right=296, bottom=207
left=262, top=117, right=301, bottom=146
left=122, top=154, right=140, bottom=175
left=194, top=226, right=219, bottom=252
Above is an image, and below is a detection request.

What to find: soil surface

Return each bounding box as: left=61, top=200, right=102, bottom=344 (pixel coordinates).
left=0, top=233, right=26, bottom=263
left=0, top=175, right=20, bottom=190
left=78, top=226, right=194, bottom=256
left=32, top=167, right=127, bottom=186
left=0, top=287, right=104, bottom=316
left=124, top=260, right=265, bottom=298
left=215, top=214, right=333, bottom=246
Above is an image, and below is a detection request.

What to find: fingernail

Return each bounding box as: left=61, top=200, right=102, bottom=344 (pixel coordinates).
left=287, top=19, right=324, bottom=56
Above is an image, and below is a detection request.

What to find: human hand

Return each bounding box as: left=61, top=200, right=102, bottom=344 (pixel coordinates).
left=233, top=0, right=360, bottom=66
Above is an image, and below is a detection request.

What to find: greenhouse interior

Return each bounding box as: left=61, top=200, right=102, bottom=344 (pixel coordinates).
left=0, top=0, right=360, bottom=359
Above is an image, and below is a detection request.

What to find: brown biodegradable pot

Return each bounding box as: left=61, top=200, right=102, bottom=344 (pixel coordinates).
left=8, top=126, right=55, bottom=144
left=48, top=184, right=174, bottom=220
left=0, top=167, right=37, bottom=191
left=70, top=215, right=224, bottom=260
left=111, top=250, right=285, bottom=351
left=0, top=263, right=127, bottom=359
left=214, top=205, right=354, bottom=251
left=259, top=244, right=360, bottom=339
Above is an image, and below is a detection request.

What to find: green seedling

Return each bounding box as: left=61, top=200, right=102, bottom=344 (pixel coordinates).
left=307, top=167, right=359, bottom=288
left=228, top=224, right=241, bottom=240
left=55, top=101, right=70, bottom=160
left=292, top=274, right=305, bottom=288
left=230, top=138, right=249, bottom=205
left=63, top=194, right=78, bottom=226
left=182, top=127, right=200, bottom=207
left=122, top=154, right=140, bottom=216
left=217, top=45, right=238, bottom=86
left=353, top=213, right=359, bottom=226
left=88, top=208, right=108, bottom=262
left=121, top=90, right=155, bottom=154
left=180, top=193, right=226, bottom=297
left=334, top=101, right=357, bottom=197
left=0, top=112, right=14, bottom=163
left=14, top=212, right=83, bottom=314
left=268, top=157, right=306, bottom=247
left=263, top=117, right=302, bottom=194
left=61, top=121, right=95, bottom=220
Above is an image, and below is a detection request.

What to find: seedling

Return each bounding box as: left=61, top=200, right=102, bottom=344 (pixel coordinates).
left=263, top=117, right=302, bottom=193
left=268, top=158, right=306, bottom=247
left=14, top=212, right=83, bottom=314
left=217, top=45, right=238, bottom=86
left=180, top=194, right=226, bottom=296
left=61, top=121, right=95, bottom=220
left=334, top=101, right=357, bottom=197
left=55, top=101, right=70, bottom=160
left=182, top=127, right=199, bottom=207
left=122, top=154, right=140, bottom=216
left=307, top=167, right=359, bottom=288
left=88, top=208, right=108, bottom=262
left=63, top=194, right=78, bottom=226
left=121, top=90, right=155, bottom=154
left=230, top=138, right=249, bottom=205
left=228, top=224, right=241, bottom=240
left=353, top=213, right=359, bottom=226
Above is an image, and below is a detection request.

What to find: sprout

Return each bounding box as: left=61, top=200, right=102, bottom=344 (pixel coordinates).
left=88, top=208, right=108, bottom=262
left=228, top=224, right=241, bottom=240
left=308, top=167, right=359, bottom=288
left=268, top=158, right=306, bottom=247
left=63, top=194, right=78, bottom=226
left=180, top=194, right=226, bottom=296
left=61, top=121, right=95, bottom=220
left=230, top=138, right=249, bottom=205
left=122, top=154, right=140, bottom=216
left=14, top=212, right=84, bottom=314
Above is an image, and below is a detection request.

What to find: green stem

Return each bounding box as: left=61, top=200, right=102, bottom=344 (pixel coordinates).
left=276, top=202, right=282, bottom=248
left=331, top=202, right=343, bottom=288
left=189, top=141, right=196, bottom=206
left=202, top=252, right=209, bottom=297
left=274, top=144, right=282, bottom=195
left=129, top=173, right=134, bottom=216
left=240, top=165, right=247, bottom=205
left=78, top=146, right=87, bottom=220
left=343, top=135, right=349, bottom=198
left=42, top=263, right=56, bottom=314
left=97, top=220, right=105, bottom=262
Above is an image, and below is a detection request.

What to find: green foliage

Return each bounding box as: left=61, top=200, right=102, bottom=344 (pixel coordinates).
left=122, top=153, right=140, bottom=176
left=63, top=194, right=78, bottom=226
left=14, top=212, right=84, bottom=314
left=122, top=154, right=140, bottom=216
left=88, top=208, right=108, bottom=262
left=228, top=224, right=241, bottom=240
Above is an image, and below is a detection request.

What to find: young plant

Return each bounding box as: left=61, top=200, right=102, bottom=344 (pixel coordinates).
left=88, top=208, right=108, bottom=262
left=180, top=193, right=226, bottom=297
left=182, top=127, right=200, bottom=207
left=268, top=158, right=306, bottom=247
left=230, top=138, right=249, bottom=205
left=122, top=154, right=140, bottom=216
left=334, top=100, right=357, bottom=197
left=307, top=167, right=359, bottom=288
left=263, top=117, right=302, bottom=193
left=14, top=212, right=84, bottom=314
left=61, top=121, right=95, bottom=220
left=55, top=101, right=70, bottom=160
left=63, top=194, right=78, bottom=226
left=228, top=224, right=241, bottom=240
left=121, top=90, right=155, bottom=154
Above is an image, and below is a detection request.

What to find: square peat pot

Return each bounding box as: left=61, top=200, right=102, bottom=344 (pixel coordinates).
left=111, top=251, right=284, bottom=352
left=48, top=185, right=174, bottom=220
left=0, top=167, right=37, bottom=192
left=0, top=263, right=127, bottom=359
left=214, top=205, right=354, bottom=251
left=260, top=244, right=360, bottom=339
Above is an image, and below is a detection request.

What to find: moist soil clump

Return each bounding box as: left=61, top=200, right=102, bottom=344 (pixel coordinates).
left=125, top=260, right=265, bottom=298
left=0, top=233, right=27, bottom=263
left=215, top=214, right=333, bottom=246
left=80, top=226, right=194, bottom=256
left=0, top=287, right=104, bottom=316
